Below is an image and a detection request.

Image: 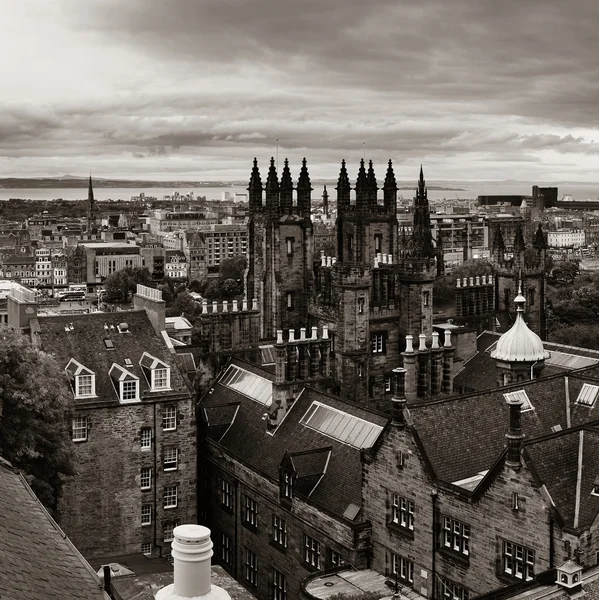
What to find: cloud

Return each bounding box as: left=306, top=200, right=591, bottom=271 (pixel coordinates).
left=1, top=0, right=598, bottom=180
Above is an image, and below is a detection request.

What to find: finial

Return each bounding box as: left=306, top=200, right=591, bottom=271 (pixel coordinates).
left=419, top=164, right=424, bottom=183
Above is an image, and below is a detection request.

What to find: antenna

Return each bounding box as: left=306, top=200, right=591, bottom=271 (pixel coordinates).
left=362, top=141, right=365, bottom=160
left=276, top=138, right=279, bottom=168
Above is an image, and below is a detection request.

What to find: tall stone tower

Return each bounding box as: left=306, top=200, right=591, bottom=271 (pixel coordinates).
left=397, top=167, right=436, bottom=341
left=87, top=175, right=96, bottom=231
left=245, top=158, right=314, bottom=340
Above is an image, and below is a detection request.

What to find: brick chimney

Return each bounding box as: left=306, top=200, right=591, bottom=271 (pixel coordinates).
left=505, top=395, right=525, bottom=470
left=133, top=284, right=165, bottom=333
left=155, top=525, right=230, bottom=600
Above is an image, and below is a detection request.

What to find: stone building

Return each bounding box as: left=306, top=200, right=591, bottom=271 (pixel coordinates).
left=9, top=285, right=197, bottom=563
left=246, top=158, right=444, bottom=407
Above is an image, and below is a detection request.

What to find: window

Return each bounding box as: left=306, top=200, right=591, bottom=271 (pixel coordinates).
left=502, top=541, right=534, bottom=581
left=164, top=448, right=178, bottom=471
left=330, top=549, right=345, bottom=567
left=358, top=297, right=365, bottom=314
left=140, top=468, right=152, bottom=490
left=244, top=547, right=258, bottom=586
left=283, top=472, right=294, bottom=499
left=244, top=495, right=258, bottom=527
left=163, top=406, right=177, bottom=431
left=164, top=521, right=178, bottom=542
left=76, top=374, right=95, bottom=397
left=141, top=504, right=152, bottom=526
left=392, top=553, right=414, bottom=586
left=164, top=485, right=178, bottom=509
left=121, top=379, right=139, bottom=402
left=576, top=383, right=599, bottom=407
left=72, top=416, right=88, bottom=442
left=303, top=534, right=321, bottom=568
left=391, top=494, right=414, bottom=531
left=437, top=577, right=470, bottom=600
left=273, top=568, right=287, bottom=600
left=423, top=291, right=430, bottom=307
left=272, top=515, right=287, bottom=548
left=512, top=492, right=520, bottom=510
left=286, top=237, right=294, bottom=257
left=374, top=234, right=383, bottom=254
left=503, top=390, right=533, bottom=412
left=220, top=479, right=235, bottom=510
left=442, top=516, right=470, bottom=557
left=141, top=542, right=152, bottom=556
left=385, top=376, right=392, bottom=392
left=286, top=292, right=293, bottom=311
left=220, top=532, right=233, bottom=567
left=153, top=368, right=170, bottom=390
left=140, top=428, right=152, bottom=450
left=372, top=332, right=386, bottom=354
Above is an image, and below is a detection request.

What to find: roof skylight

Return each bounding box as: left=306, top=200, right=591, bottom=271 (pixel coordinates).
left=299, top=401, right=383, bottom=449
left=546, top=351, right=598, bottom=370
left=576, top=383, right=599, bottom=407
left=503, top=389, right=533, bottom=412
left=220, top=364, right=272, bottom=407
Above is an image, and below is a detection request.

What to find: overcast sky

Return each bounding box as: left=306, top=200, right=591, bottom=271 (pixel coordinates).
left=2, top=0, right=599, bottom=181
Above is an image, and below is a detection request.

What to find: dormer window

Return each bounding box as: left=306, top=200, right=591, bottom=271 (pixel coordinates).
left=109, top=363, right=140, bottom=403
left=66, top=359, right=96, bottom=399
left=283, top=471, right=294, bottom=499
left=140, top=352, right=171, bottom=391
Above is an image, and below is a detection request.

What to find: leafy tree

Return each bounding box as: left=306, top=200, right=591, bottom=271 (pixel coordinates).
left=158, top=283, right=175, bottom=305
left=104, top=266, right=155, bottom=301
left=0, top=326, right=74, bottom=512
left=550, top=324, right=599, bottom=351
left=218, top=255, right=247, bottom=282
left=452, top=259, right=493, bottom=280
left=220, top=278, right=242, bottom=299
left=433, top=276, right=455, bottom=307
left=165, top=291, right=202, bottom=320
left=188, top=279, right=206, bottom=294
left=551, top=259, right=580, bottom=284
left=204, top=279, right=223, bottom=300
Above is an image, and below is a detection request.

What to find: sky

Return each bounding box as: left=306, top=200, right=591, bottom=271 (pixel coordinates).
left=1, top=0, right=599, bottom=182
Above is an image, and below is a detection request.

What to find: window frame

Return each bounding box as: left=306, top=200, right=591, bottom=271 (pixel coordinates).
left=392, top=553, right=414, bottom=586
left=163, top=405, right=177, bottom=431
left=164, top=447, right=178, bottom=471
left=244, top=547, right=259, bottom=586
left=120, top=378, right=139, bottom=402
left=371, top=332, right=386, bottom=354
left=75, top=373, right=95, bottom=398
left=272, top=568, right=287, bottom=600
left=164, top=485, right=178, bottom=509
left=442, top=516, right=470, bottom=557
left=243, top=495, right=258, bottom=528
left=141, top=542, right=152, bottom=556
left=163, top=520, right=179, bottom=542
left=391, top=493, right=414, bottom=531
left=272, top=514, right=288, bottom=548
left=72, top=416, right=88, bottom=442
left=140, top=427, right=152, bottom=451
left=220, top=479, right=235, bottom=510
left=140, top=467, right=152, bottom=491
left=303, top=534, right=321, bottom=569
left=152, top=367, right=170, bottom=391
left=141, top=504, right=152, bottom=526
left=502, top=540, right=535, bottom=581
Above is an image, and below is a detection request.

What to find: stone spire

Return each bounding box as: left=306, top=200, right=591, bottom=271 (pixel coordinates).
left=248, top=158, right=263, bottom=212
left=533, top=223, right=547, bottom=249
left=355, top=158, right=368, bottom=206
left=296, top=157, right=312, bottom=217
left=336, top=159, right=351, bottom=208
left=367, top=160, right=378, bottom=205
left=87, top=175, right=95, bottom=230
left=265, top=157, right=279, bottom=215
left=322, top=184, right=330, bottom=219
left=513, top=225, right=526, bottom=253
left=492, top=224, right=505, bottom=252
left=409, top=165, right=435, bottom=256
left=279, top=158, right=293, bottom=214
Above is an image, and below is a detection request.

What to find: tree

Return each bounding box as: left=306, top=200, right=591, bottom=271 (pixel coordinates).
left=551, top=259, right=580, bottom=284
left=0, top=326, right=74, bottom=512
left=452, top=259, right=493, bottom=280
left=550, top=324, right=599, bottom=351
left=165, top=291, right=202, bottom=320
left=218, top=255, right=247, bottom=282
left=104, top=266, right=155, bottom=301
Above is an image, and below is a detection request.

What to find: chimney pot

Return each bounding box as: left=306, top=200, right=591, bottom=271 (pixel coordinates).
left=388, top=254, right=393, bottom=264
left=289, top=328, right=295, bottom=342
left=242, top=298, right=248, bottom=311
left=444, top=330, right=452, bottom=347
left=311, top=326, right=318, bottom=339
left=456, top=278, right=461, bottom=288
left=300, top=327, right=306, bottom=341
left=405, top=334, right=414, bottom=353
left=469, top=276, right=474, bottom=286
left=222, top=300, right=228, bottom=313
left=232, top=300, right=238, bottom=312
left=322, top=325, right=329, bottom=339
left=212, top=300, right=218, bottom=313
left=276, top=329, right=284, bottom=344
left=327, top=256, right=332, bottom=267
left=418, top=333, right=427, bottom=351
left=463, top=277, right=468, bottom=287
left=252, top=298, right=258, bottom=310
left=332, top=257, right=337, bottom=264
left=321, top=255, right=327, bottom=266
left=475, top=276, right=480, bottom=285
left=432, top=331, right=440, bottom=349
left=202, top=300, right=208, bottom=314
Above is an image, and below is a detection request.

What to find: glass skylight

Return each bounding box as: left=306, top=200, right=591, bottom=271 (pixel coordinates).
left=576, top=383, right=599, bottom=407
left=503, top=390, right=533, bottom=412
left=300, top=401, right=383, bottom=449
left=546, top=351, right=598, bottom=370
left=220, top=365, right=272, bottom=407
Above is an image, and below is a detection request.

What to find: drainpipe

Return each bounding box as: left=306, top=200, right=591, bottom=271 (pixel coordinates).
left=153, top=402, right=158, bottom=554
left=549, top=514, right=555, bottom=568
left=431, top=488, right=438, bottom=600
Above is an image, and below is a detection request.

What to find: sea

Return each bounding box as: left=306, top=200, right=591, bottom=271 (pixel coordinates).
left=1, top=182, right=599, bottom=203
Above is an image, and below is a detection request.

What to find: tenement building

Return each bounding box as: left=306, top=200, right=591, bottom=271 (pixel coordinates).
left=8, top=284, right=196, bottom=563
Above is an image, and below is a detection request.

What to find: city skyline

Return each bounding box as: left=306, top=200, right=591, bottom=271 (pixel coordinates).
left=2, top=0, right=599, bottom=182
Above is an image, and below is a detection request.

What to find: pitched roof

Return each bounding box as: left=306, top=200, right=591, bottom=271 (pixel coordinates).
left=525, top=426, right=599, bottom=531
left=0, top=458, right=105, bottom=600
left=35, top=310, right=190, bottom=405
left=201, top=358, right=389, bottom=520
left=409, top=372, right=599, bottom=484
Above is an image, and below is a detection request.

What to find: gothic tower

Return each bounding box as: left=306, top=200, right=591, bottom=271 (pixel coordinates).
left=397, top=166, right=436, bottom=341
left=245, top=158, right=314, bottom=340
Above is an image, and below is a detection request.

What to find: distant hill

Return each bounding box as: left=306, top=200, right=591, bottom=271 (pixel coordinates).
left=0, top=177, right=247, bottom=189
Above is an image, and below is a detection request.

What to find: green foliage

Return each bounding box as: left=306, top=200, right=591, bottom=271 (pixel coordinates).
left=104, top=266, right=155, bottom=301
left=433, top=276, right=455, bottom=307
left=326, top=592, right=386, bottom=600
left=550, top=324, right=599, bottom=351
left=218, top=255, right=247, bottom=282
left=551, top=259, right=580, bottom=284
left=0, top=326, right=74, bottom=512
left=165, top=291, right=202, bottom=320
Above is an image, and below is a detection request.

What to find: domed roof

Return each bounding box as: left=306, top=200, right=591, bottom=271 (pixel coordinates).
left=491, top=287, right=549, bottom=362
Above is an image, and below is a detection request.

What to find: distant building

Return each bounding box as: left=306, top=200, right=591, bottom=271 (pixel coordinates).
left=164, top=250, right=187, bottom=280
left=547, top=229, right=586, bottom=248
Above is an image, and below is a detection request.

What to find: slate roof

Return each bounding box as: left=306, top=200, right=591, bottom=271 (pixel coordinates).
left=201, top=358, right=389, bottom=520
left=409, top=371, right=599, bottom=484
left=0, top=458, right=106, bottom=600
left=34, top=310, right=190, bottom=405
left=525, top=426, right=599, bottom=531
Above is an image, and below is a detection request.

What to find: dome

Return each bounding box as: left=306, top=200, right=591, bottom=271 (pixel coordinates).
left=491, top=288, right=549, bottom=362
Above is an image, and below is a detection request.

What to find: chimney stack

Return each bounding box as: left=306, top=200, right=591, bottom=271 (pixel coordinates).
left=155, top=525, right=230, bottom=600
left=505, top=396, right=525, bottom=470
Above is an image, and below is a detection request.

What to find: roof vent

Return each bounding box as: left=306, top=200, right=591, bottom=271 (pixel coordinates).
left=118, top=322, right=129, bottom=333
left=555, top=560, right=583, bottom=593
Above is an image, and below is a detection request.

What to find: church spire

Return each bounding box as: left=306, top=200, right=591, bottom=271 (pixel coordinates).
left=383, top=159, right=397, bottom=210
left=322, top=184, right=330, bottom=219
left=279, top=158, right=293, bottom=214
left=409, top=165, right=434, bottom=256
left=265, top=157, right=279, bottom=216
left=87, top=174, right=95, bottom=230
left=297, top=157, right=312, bottom=218
left=367, top=160, right=378, bottom=206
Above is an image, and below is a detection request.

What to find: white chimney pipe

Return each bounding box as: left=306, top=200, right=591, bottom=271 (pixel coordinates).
left=418, top=333, right=427, bottom=351
left=432, top=331, right=440, bottom=349
left=300, top=327, right=306, bottom=341
left=277, top=330, right=284, bottom=344
left=232, top=300, right=238, bottom=312
left=289, top=328, right=295, bottom=342
left=222, top=300, right=228, bottom=313
left=155, top=525, right=230, bottom=600
left=242, top=299, right=248, bottom=311
left=312, top=326, right=318, bottom=339
left=444, top=330, right=452, bottom=348
left=405, top=334, right=414, bottom=353
left=322, top=325, right=329, bottom=339
left=252, top=298, right=257, bottom=310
